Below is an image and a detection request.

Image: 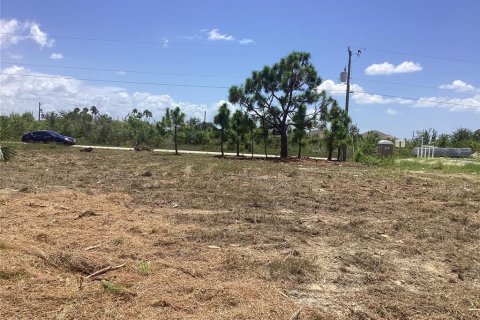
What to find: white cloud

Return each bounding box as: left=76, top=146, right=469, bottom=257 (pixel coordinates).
left=0, top=19, right=54, bottom=48
left=8, top=52, right=23, bottom=59
left=317, top=79, right=479, bottom=113
left=29, top=23, right=54, bottom=48
left=0, top=66, right=216, bottom=120
left=317, top=79, right=410, bottom=105
left=439, top=80, right=476, bottom=92
left=385, top=108, right=398, bottom=115
left=365, top=61, right=422, bottom=75
left=239, top=38, right=255, bottom=45
left=393, top=61, right=423, bottom=73
left=115, top=71, right=126, bottom=76
left=414, top=95, right=480, bottom=112
left=50, top=53, right=63, bottom=60
left=162, top=38, right=169, bottom=48
left=207, top=29, right=235, bottom=41
left=0, top=19, right=23, bottom=47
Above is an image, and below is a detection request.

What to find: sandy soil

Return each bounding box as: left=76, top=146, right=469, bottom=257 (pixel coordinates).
left=1, top=147, right=479, bottom=319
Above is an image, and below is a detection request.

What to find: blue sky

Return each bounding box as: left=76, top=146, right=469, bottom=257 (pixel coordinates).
left=1, top=0, right=479, bottom=138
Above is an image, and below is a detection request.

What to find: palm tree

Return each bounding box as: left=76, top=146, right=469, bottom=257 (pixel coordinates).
left=0, top=145, right=16, bottom=162
left=160, top=106, right=185, bottom=155
left=214, top=103, right=231, bottom=157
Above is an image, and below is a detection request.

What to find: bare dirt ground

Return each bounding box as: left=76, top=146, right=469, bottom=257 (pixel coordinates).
left=1, top=147, right=479, bottom=319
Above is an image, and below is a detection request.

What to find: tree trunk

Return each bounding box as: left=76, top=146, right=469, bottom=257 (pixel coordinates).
left=337, top=146, right=341, bottom=161
left=220, top=130, right=224, bottom=157
left=251, top=131, right=254, bottom=158
left=280, top=128, right=288, bottom=158
left=236, top=138, right=240, bottom=157
left=174, top=127, right=178, bottom=155
left=264, top=134, right=268, bottom=158
left=297, top=140, right=302, bottom=158
left=327, top=137, right=333, bottom=161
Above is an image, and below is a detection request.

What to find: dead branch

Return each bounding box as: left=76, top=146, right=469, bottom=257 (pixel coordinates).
left=276, top=288, right=290, bottom=300
left=84, top=244, right=101, bottom=251
left=289, top=308, right=303, bottom=320
left=54, top=205, right=70, bottom=210
left=160, top=262, right=198, bottom=278
left=85, top=263, right=126, bottom=279
left=74, top=210, right=99, bottom=220
left=28, top=203, right=47, bottom=208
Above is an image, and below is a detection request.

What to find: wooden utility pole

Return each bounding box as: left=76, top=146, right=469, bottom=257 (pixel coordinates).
left=38, top=102, right=42, bottom=121
left=342, top=47, right=353, bottom=161
left=345, top=47, right=352, bottom=114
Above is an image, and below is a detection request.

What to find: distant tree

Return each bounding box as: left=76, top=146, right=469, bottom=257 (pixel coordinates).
left=415, top=128, right=437, bottom=145
left=349, top=124, right=360, bottom=154
left=160, top=106, right=185, bottom=155
left=358, top=130, right=380, bottom=157
left=291, top=105, right=312, bottom=158
left=126, top=109, right=154, bottom=146
left=143, top=109, right=153, bottom=121
left=436, top=133, right=450, bottom=147
left=231, top=110, right=255, bottom=156
left=323, top=102, right=351, bottom=160
left=319, top=100, right=351, bottom=161
left=183, top=117, right=210, bottom=145
left=451, top=128, right=473, bottom=146
left=473, top=129, right=480, bottom=143
left=42, top=111, right=59, bottom=130
left=213, top=103, right=231, bottom=157
left=229, top=51, right=325, bottom=158
left=90, top=106, right=99, bottom=118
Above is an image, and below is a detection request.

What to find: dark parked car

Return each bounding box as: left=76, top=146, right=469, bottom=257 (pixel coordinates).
left=21, top=130, right=76, bottom=145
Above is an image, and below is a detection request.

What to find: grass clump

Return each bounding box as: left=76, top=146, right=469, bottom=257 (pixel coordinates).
left=268, top=257, right=315, bottom=282
left=0, top=269, right=28, bottom=281
left=354, top=151, right=393, bottom=166
left=138, top=261, right=152, bottom=275
left=101, top=280, right=127, bottom=294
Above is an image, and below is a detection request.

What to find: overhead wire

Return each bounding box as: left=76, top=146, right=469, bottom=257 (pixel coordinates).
left=0, top=72, right=229, bottom=89
left=351, top=76, right=480, bottom=93
left=1, top=72, right=479, bottom=110
left=0, top=32, right=259, bottom=48
left=2, top=61, right=477, bottom=93
left=361, top=48, right=479, bottom=64
left=0, top=61, right=241, bottom=78
left=1, top=31, right=478, bottom=63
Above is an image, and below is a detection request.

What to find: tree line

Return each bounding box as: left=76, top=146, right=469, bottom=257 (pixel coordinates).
left=1, top=52, right=478, bottom=161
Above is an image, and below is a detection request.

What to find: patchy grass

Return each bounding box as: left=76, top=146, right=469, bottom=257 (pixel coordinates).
left=0, top=146, right=479, bottom=319
left=138, top=261, right=152, bottom=276
left=268, top=257, right=316, bottom=282
left=101, top=280, right=128, bottom=295
left=394, top=158, right=480, bottom=173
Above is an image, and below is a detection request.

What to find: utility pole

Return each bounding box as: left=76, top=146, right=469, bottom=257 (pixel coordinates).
left=345, top=47, right=352, bottom=114
left=38, top=102, right=42, bottom=121
left=341, top=47, right=353, bottom=161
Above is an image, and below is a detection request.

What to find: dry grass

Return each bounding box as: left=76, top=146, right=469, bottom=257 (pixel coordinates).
left=0, top=146, right=479, bottom=319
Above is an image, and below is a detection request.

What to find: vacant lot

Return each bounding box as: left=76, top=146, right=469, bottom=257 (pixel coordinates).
left=1, top=146, right=479, bottom=319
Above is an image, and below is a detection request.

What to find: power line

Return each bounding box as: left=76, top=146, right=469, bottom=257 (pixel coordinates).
left=352, top=90, right=479, bottom=110
left=363, top=48, right=479, bottom=64
left=2, top=31, right=478, bottom=64
left=351, top=76, right=480, bottom=93
left=0, top=61, right=241, bottom=78
left=2, top=72, right=479, bottom=110
left=2, top=61, right=476, bottom=93
left=0, top=72, right=229, bottom=89
left=0, top=32, right=258, bottom=48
